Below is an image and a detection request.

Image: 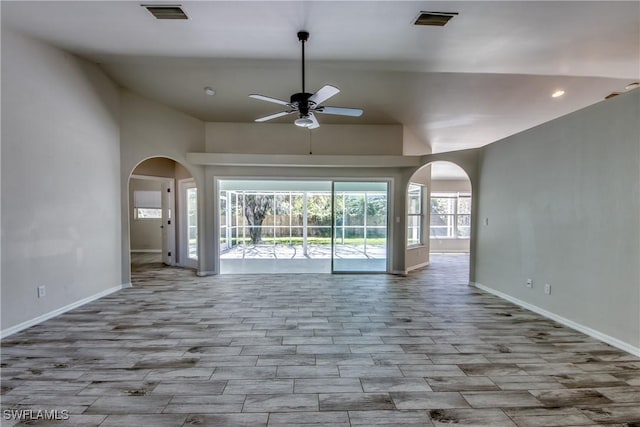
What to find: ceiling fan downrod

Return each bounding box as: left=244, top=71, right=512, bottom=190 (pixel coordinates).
left=298, top=31, right=309, bottom=95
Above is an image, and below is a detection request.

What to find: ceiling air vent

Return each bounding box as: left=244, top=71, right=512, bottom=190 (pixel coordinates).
left=414, top=11, right=458, bottom=26
left=143, top=5, right=188, bottom=20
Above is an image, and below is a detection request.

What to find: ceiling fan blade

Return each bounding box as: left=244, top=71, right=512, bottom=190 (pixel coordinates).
left=316, top=106, right=364, bottom=117
left=255, top=111, right=293, bottom=122
left=307, top=112, right=320, bottom=129
left=308, top=85, right=340, bottom=106
left=249, top=94, right=290, bottom=106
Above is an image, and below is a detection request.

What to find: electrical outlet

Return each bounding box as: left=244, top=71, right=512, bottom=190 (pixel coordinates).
left=37, top=286, right=46, bottom=298
left=526, top=278, right=533, bottom=288
left=544, top=284, right=551, bottom=295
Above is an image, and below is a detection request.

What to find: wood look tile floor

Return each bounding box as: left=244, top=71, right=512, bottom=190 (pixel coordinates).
left=2, top=255, right=640, bottom=426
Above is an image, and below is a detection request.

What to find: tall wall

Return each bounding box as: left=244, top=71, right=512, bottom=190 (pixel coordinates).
left=1, top=29, right=121, bottom=335
left=475, top=90, right=640, bottom=353
left=119, top=91, right=206, bottom=282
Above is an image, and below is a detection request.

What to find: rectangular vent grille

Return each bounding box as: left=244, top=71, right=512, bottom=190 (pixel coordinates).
left=143, top=5, right=188, bottom=20
left=414, top=11, right=458, bottom=26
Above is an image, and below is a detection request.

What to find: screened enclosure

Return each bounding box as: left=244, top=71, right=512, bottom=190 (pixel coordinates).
left=218, top=180, right=388, bottom=273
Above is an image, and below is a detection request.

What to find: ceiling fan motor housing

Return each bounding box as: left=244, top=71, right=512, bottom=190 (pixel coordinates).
left=290, top=92, right=313, bottom=115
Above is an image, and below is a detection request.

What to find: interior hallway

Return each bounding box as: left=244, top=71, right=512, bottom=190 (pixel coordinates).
left=1, top=255, right=639, bottom=426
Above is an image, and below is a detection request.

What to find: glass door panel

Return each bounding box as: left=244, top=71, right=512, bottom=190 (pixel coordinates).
left=332, top=181, right=388, bottom=272
left=179, top=179, right=197, bottom=268
left=186, top=187, right=198, bottom=260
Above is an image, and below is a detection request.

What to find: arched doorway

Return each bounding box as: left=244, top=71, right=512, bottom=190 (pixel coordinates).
left=406, top=161, right=472, bottom=282
left=127, top=157, right=198, bottom=274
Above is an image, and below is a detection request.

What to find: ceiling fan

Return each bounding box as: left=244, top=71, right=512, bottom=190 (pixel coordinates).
left=249, top=31, right=363, bottom=129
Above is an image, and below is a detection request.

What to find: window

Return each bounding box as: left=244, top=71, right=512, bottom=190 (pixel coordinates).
left=133, top=190, right=161, bottom=219
left=407, top=183, right=423, bottom=246
left=430, top=192, right=471, bottom=238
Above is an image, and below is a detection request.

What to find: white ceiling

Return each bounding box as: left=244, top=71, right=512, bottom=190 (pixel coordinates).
left=2, top=1, right=639, bottom=180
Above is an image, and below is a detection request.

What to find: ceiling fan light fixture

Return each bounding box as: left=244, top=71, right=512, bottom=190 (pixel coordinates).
left=414, top=11, right=458, bottom=26
left=295, top=116, right=314, bottom=128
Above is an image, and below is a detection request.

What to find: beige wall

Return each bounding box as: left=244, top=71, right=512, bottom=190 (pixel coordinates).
left=206, top=122, right=403, bottom=155
left=1, top=29, right=121, bottom=334
left=431, top=179, right=472, bottom=193
left=132, top=157, right=176, bottom=178
left=403, top=126, right=430, bottom=155
left=475, top=90, right=640, bottom=353
left=119, top=91, right=206, bottom=283
left=406, top=165, right=431, bottom=271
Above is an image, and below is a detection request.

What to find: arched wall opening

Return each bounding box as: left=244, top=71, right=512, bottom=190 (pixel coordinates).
left=126, top=156, right=198, bottom=282
left=405, top=160, right=473, bottom=282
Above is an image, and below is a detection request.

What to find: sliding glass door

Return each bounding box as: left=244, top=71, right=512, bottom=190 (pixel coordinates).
left=332, top=181, right=388, bottom=272
left=218, top=179, right=389, bottom=274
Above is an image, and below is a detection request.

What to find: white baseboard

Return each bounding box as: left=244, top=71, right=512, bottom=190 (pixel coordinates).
left=197, top=270, right=216, bottom=277
left=472, top=282, right=640, bottom=358
left=391, top=269, right=408, bottom=276
left=130, top=249, right=161, bottom=253
left=407, top=261, right=430, bottom=273
left=0, top=284, right=125, bottom=339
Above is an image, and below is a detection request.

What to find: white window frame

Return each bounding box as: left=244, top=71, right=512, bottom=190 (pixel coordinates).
left=430, top=192, right=471, bottom=239
left=407, top=183, right=423, bottom=247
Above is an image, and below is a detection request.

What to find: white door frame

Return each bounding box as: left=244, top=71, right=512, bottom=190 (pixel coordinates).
left=161, top=180, right=176, bottom=266
left=130, top=174, right=175, bottom=265
left=178, top=178, right=198, bottom=269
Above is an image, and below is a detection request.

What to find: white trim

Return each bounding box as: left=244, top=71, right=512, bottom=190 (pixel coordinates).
left=406, top=261, right=430, bottom=272
left=178, top=178, right=198, bottom=269
left=130, top=249, right=161, bottom=253
left=188, top=152, right=422, bottom=168
left=197, top=270, right=216, bottom=277
left=0, top=285, right=124, bottom=339
left=472, top=282, right=640, bottom=358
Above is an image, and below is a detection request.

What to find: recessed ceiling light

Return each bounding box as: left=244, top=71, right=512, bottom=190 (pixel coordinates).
left=204, top=87, right=215, bottom=96
left=625, top=82, right=639, bottom=90
left=551, top=90, right=565, bottom=98
left=605, top=92, right=621, bottom=100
